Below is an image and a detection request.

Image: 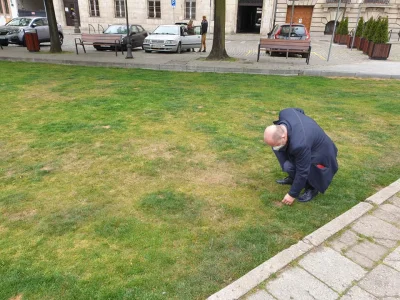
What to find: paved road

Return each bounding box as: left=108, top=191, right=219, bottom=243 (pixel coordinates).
left=2, top=29, right=400, bottom=78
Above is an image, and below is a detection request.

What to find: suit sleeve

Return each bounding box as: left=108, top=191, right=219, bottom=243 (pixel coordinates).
left=288, top=146, right=311, bottom=198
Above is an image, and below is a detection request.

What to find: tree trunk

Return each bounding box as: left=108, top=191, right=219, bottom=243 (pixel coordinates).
left=207, top=0, right=230, bottom=60
left=44, top=0, right=62, bottom=53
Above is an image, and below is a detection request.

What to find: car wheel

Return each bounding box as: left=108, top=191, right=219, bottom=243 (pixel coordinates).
left=176, top=43, right=181, bottom=54
left=145, top=50, right=151, bottom=53
left=0, top=40, right=8, bottom=46
left=94, top=45, right=104, bottom=51
left=301, top=53, right=308, bottom=58
left=59, top=33, right=64, bottom=45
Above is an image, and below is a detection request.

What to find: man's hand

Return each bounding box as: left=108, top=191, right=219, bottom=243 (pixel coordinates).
left=282, top=193, right=295, bottom=206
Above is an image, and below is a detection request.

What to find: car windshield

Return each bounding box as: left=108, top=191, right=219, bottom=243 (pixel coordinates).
left=152, top=26, right=179, bottom=35
left=104, top=25, right=128, bottom=34
left=7, top=18, right=31, bottom=27
left=280, top=25, right=306, bottom=36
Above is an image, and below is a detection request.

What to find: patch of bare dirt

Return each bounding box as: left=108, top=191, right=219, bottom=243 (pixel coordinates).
left=7, top=210, right=37, bottom=221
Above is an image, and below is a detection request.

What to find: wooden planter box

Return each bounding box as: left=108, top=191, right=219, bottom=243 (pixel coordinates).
left=339, top=34, right=348, bottom=45
left=369, top=43, right=392, bottom=60
left=346, top=36, right=353, bottom=48
left=362, top=40, right=370, bottom=54
left=334, top=34, right=340, bottom=43
left=353, top=36, right=361, bottom=49
left=367, top=42, right=375, bottom=57
left=358, top=38, right=366, bottom=50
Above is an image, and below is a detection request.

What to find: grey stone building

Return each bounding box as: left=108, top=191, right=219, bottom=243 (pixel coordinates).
left=1, top=0, right=399, bottom=35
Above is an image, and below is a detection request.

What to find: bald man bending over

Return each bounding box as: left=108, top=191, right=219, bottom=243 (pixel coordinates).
left=264, top=108, right=338, bottom=205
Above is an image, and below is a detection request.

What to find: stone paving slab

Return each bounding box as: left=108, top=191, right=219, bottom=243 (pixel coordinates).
left=298, top=246, right=367, bottom=293
left=351, top=215, right=400, bottom=241
left=303, top=202, right=373, bottom=247
left=245, top=290, right=275, bottom=300
left=383, top=246, right=400, bottom=272
left=329, top=230, right=359, bottom=253
left=372, top=204, right=400, bottom=226
left=374, top=238, right=399, bottom=249
left=350, top=240, right=389, bottom=262
left=266, top=267, right=338, bottom=300
left=345, top=249, right=376, bottom=269
left=207, top=241, right=313, bottom=300
left=390, top=196, right=400, bottom=208
left=341, top=286, right=378, bottom=300
left=358, top=264, right=400, bottom=298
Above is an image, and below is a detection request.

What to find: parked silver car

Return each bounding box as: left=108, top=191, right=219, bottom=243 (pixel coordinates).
left=143, top=24, right=201, bottom=53
left=0, top=17, right=63, bottom=46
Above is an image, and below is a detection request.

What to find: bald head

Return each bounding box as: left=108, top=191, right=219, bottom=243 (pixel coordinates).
left=264, top=125, right=286, bottom=146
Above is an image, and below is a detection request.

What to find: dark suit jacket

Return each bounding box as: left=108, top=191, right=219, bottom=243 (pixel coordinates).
left=273, top=108, right=338, bottom=198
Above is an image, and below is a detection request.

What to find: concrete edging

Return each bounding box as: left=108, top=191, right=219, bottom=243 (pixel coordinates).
left=2, top=56, right=400, bottom=80
left=207, top=178, right=400, bottom=300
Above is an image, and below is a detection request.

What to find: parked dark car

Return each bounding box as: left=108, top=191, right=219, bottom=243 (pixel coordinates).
left=268, top=23, right=310, bottom=40
left=94, top=24, right=148, bottom=51
left=0, top=17, right=63, bottom=46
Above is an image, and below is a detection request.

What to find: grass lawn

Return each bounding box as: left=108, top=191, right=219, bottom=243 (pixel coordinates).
left=0, top=61, right=399, bottom=300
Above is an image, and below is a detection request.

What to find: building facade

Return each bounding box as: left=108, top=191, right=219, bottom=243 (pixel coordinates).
left=1, top=0, right=399, bottom=35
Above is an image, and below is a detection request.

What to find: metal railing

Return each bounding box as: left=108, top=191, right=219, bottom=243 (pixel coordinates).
left=88, top=24, right=106, bottom=34
left=88, top=24, right=96, bottom=34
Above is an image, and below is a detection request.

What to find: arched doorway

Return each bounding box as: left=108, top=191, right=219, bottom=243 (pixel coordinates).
left=324, top=20, right=339, bottom=35
left=237, top=0, right=263, bottom=33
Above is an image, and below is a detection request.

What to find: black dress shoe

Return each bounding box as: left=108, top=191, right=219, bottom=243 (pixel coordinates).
left=298, top=188, right=319, bottom=202
left=275, top=177, right=293, bottom=185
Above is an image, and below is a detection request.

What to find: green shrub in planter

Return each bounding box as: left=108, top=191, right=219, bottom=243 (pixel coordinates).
left=369, top=17, right=391, bottom=59
left=341, top=17, right=349, bottom=35
left=362, top=17, right=373, bottom=39
left=355, top=17, right=364, bottom=37
left=367, top=18, right=378, bottom=41
left=372, top=17, right=389, bottom=44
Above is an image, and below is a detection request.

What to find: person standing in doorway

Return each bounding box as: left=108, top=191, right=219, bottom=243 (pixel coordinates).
left=198, top=16, right=208, bottom=53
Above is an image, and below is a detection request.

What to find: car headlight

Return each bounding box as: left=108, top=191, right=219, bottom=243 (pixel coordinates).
left=165, top=40, right=175, bottom=44
left=8, top=29, right=19, bottom=34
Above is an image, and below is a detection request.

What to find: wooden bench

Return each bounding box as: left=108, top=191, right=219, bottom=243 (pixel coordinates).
left=257, top=39, right=311, bottom=64
left=74, top=33, right=123, bottom=56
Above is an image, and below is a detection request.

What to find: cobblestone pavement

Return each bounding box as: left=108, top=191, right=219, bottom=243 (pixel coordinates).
left=208, top=180, right=400, bottom=300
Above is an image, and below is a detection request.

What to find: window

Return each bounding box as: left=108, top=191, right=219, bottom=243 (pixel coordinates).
left=148, top=0, right=161, bottom=18
left=115, top=0, right=125, bottom=18
left=185, top=0, right=196, bottom=19
left=33, top=18, right=45, bottom=26
left=89, top=0, right=100, bottom=17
